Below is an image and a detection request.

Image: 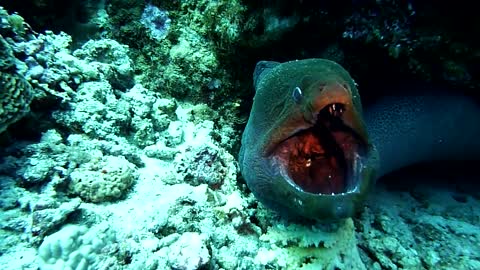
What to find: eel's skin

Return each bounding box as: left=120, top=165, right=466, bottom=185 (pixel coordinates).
left=239, top=58, right=480, bottom=220
left=365, top=89, right=480, bottom=178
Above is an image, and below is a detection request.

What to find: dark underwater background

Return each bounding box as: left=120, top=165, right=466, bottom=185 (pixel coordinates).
left=0, top=0, right=479, bottom=269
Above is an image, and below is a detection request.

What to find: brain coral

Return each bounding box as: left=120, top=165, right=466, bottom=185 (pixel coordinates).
left=0, top=36, right=34, bottom=133
left=68, top=155, right=137, bottom=203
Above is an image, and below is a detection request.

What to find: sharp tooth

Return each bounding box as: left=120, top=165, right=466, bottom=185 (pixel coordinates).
left=328, top=104, right=335, bottom=115
left=353, top=152, right=363, bottom=177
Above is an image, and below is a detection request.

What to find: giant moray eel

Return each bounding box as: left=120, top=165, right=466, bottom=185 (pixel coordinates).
left=239, top=58, right=480, bottom=220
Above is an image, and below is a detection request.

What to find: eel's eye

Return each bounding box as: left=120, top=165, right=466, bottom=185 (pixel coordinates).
left=327, top=103, right=345, bottom=118
left=292, top=87, right=303, bottom=104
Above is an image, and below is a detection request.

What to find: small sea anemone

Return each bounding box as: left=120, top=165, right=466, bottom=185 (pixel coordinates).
left=140, top=4, right=171, bottom=41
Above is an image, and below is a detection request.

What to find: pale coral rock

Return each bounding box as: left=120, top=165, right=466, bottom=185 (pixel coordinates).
left=68, top=155, right=137, bottom=203
left=154, top=98, right=177, bottom=115
left=31, top=198, right=82, bottom=242
left=175, top=142, right=237, bottom=189
left=11, top=30, right=99, bottom=102
left=165, top=121, right=185, bottom=146
left=168, top=232, right=210, bottom=270
left=52, top=81, right=129, bottom=138
left=257, top=219, right=365, bottom=269
left=0, top=176, right=19, bottom=210
left=38, top=223, right=116, bottom=270
left=123, top=84, right=155, bottom=118
left=3, top=129, right=69, bottom=184
left=73, top=38, right=133, bottom=89
left=144, top=141, right=178, bottom=160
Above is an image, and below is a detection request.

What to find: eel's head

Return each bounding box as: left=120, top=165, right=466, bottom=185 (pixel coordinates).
left=260, top=77, right=378, bottom=220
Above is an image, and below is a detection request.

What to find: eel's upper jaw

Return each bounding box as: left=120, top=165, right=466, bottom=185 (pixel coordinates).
left=271, top=82, right=370, bottom=196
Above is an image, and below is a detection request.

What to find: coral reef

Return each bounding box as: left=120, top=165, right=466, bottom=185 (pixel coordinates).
left=3, top=129, right=68, bottom=185
left=175, top=131, right=237, bottom=189
left=72, top=38, right=133, bottom=90
left=357, top=180, right=480, bottom=269
left=341, top=1, right=478, bottom=88
left=1, top=0, right=107, bottom=45
left=105, top=0, right=244, bottom=110
left=0, top=2, right=479, bottom=270
left=0, top=9, right=34, bottom=133
left=256, top=219, right=364, bottom=269
left=140, top=4, right=171, bottom=41
left=68, top=155, right=137, bottom=203
left=168, top=232, right=210, bottom=270
left=52, top=81, right=131, bottom=138
left=16, top=31, right=96, bottom=101
left=0, top=66, right=33, bottom=133
left=38, top=223, right=117, bottom=270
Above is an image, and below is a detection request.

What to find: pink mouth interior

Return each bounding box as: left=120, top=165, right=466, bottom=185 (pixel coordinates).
left=273, top=109, right=362, bottom=194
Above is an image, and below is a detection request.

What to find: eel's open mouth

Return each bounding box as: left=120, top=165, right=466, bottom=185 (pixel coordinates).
left=273, top=103, right=367, bottom=195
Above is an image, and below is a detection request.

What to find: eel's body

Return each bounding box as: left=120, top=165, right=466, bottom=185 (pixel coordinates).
left=239, top=58, right=480, bottom=220
left=365, top=91, right=480, bottom=178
